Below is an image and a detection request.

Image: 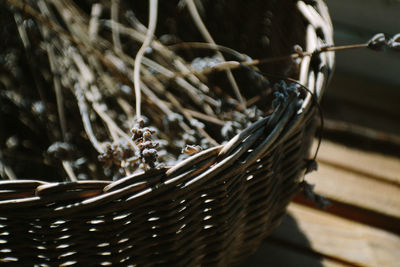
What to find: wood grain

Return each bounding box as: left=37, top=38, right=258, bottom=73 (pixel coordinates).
left=313, top=140, right=400, bottom=185
left=275, top=203, right=400, bottom=267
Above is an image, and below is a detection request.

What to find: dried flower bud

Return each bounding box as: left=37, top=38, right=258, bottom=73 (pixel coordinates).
left=182, top=145, right=202, bottom=155
left=143, top=130, right=152, bottom=140
left=301, top=181, right=331, bottom=209
left=367, top=33, right=386, bottom=51
left=47, top=142, right=75, bottom=160
left=137, top=118, right=145, bottom=127
left=388, top=33, right=400, bottom=51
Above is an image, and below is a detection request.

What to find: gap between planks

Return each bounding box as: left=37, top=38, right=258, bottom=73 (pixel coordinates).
left=312, top=139, right=400, bottom=185
left=307, top=139, right=400, bottom=221
left=268, top=203, right=400, bottom=267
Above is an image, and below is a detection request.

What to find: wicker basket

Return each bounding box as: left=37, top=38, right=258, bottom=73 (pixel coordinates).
left=0, top=0, right=334, bottom=265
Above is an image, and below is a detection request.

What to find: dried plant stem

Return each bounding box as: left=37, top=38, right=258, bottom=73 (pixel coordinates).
left=141, top=57, right=216, bottom=114
left=0, top=151, right=16, bottom=180
left=92, top=103, right=136, bottom=150
left=111, top=0, right=122, bottom=53
left=113, top=13, right=209, bottom=94
left=161, top=42, right=371, bottom=80
left=74, top=84, right=104, bottom=154
left=185, top=0, right=246, bottom=111
left=164, top=91, right=219, bottom=146
left=140, top=82, right=194, bottom=133
left=322, top=43, right=367, bottom=51
left=168, top=42, right=248, bottom=61
left=62, top=161, right=77, bottom=181
left=93, top=104, right=120, bottom=143
left=89, top=3, right=102, bottom=42
left=13, top=11, right=48, bottom=110
left=3, top=165, right=16, bottom=180
left=183, top=108, right=225, bottom=126
left=47, top=44, right=68, bottom=141
left=133, top=0, right=158, bottom=119
left=104, top=21, right=213, bottom=110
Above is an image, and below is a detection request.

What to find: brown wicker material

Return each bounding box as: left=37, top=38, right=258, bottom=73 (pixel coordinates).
left=0, top=0, right=334, bottom=265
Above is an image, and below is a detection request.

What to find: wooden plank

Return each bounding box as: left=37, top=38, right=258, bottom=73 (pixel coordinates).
left=271, top=203, right=400, bottom=267
left=313, top=140, right=400, bottom=185
left=293, top=194, right=400, bottom=235
left=305, top=160, right=400, bottom=220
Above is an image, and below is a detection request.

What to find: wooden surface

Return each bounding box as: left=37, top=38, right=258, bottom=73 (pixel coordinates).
left=242, top=139, right=400, bottom=267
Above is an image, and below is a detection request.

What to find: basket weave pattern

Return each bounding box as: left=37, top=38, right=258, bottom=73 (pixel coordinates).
left=0, top=0, right=333, bottom=265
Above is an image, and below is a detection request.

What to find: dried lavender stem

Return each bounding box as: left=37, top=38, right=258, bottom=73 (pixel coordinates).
left=141, top=57, right=217, bottom=114
left=168, top=42, right=248, bottom=61
left=321, top=43, right=367, bottom=51
left=104, top=21, right=212, bottom=103
left=111, top=0, right=122, bottom=53
left=92, top=103, right=137, bottom=150
left=13, top=11, right=48, bottom=114
left=47, top=44, right=68, bottom=141
left=74, top=84, right=104, bottom=154
left=0, top=151, right=16, bottom=180
left=183, top=109, right=225, bottom=126
left=133, top=0, right=158, bottom=120
left=160, top=42, right=372, bottom=80
left=185, top=0, right=246, bottom=111
left=92, top=104, right=120, bottom=143
left=89, top=3, right=102, bottom=42
left=103, top=23, right=217, bottom=116
left=62, top=161, right=77, bottom=181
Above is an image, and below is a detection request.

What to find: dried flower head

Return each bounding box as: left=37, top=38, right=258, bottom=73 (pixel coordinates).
left=388, top=33, right=400, bottom=51
left=131, top=119, right=159, bottom=169
left=182, top=145, right=202, bottom=155
left=367, top=33, right=386, bottom=51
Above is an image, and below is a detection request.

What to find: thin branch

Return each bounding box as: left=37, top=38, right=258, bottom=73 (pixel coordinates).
left=133, top=0, right=158, bottom=119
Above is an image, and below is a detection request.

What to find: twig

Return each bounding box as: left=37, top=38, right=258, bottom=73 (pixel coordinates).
left=133, top=0, right=158, bottom=119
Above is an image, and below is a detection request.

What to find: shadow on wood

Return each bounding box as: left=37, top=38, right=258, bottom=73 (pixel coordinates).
left=241, top=214, right=325, bottom=267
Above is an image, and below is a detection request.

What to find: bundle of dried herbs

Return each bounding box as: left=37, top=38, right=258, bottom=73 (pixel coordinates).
left=2, top=0, right=392, bottom=182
